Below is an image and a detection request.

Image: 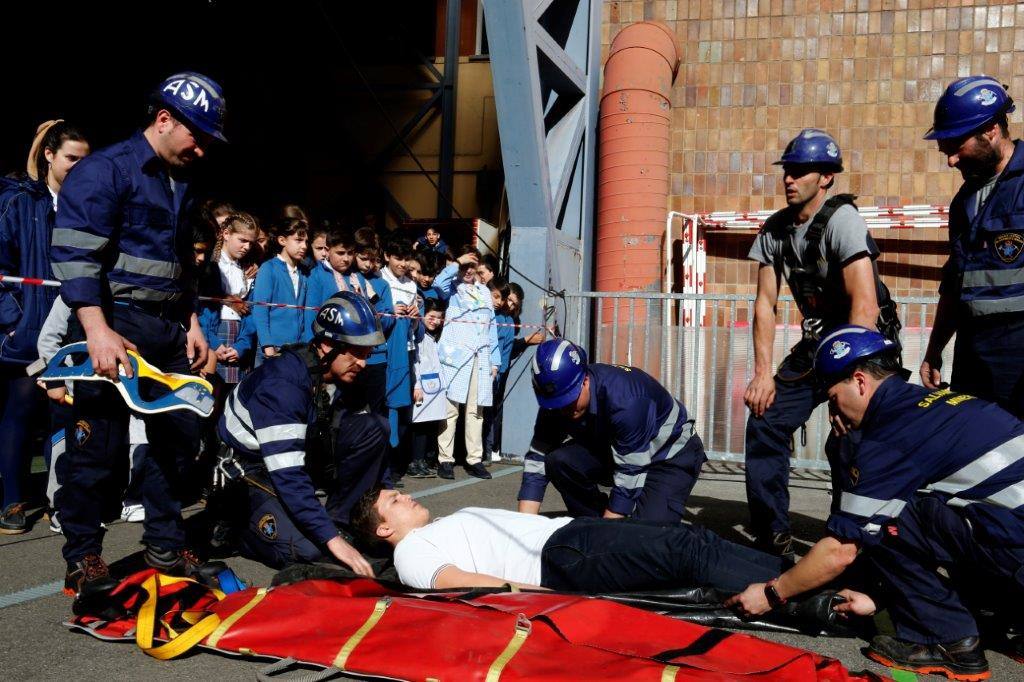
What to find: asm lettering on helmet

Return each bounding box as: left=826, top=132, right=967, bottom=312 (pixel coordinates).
left=162, top=79, right=211, bottom=113
left=319, top=307, right=342, bottom=325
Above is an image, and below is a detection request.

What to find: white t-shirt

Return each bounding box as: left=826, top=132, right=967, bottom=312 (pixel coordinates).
left=393, top=508, right=573, bottom=589
left=218, top=251, right=251, bottom=321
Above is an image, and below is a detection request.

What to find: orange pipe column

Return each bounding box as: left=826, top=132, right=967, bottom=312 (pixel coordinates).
left=595, top=21, right=680, bottom=307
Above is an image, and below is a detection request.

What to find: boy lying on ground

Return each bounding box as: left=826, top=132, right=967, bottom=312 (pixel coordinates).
left=352, top=487, right=855, bottom=597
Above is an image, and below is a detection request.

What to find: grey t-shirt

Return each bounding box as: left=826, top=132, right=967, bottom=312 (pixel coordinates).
left=748, top=202, right=875, bottom=272
left=747, top=201, right=879, bottom=320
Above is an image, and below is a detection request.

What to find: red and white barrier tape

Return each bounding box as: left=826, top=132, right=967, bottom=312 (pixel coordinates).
left=0, top=274, right=554, bottom=332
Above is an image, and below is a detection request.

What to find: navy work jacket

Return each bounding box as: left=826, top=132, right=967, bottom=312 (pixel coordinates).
left=947, top=140, right=1024, bottom=317
left=52, top=131, right=195, bottom=311
left=828, top=376, right=1024, bottom=549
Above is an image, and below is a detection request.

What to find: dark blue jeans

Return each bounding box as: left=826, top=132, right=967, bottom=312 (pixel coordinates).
left=540, top=517, right=785, bottom=594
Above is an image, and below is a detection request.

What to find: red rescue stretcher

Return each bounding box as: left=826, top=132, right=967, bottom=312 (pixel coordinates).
left=65, top=569, right=887, bottom=681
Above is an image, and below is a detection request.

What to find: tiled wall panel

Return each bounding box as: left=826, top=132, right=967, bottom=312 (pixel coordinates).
left=602, top=1, right=1024, bottom=296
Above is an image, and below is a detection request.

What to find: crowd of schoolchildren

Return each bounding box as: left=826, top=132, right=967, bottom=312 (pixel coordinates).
left=0, top=120, right=542, bottom=535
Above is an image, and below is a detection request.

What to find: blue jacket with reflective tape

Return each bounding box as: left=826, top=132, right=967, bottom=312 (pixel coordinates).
left=217, top=349, right=337, bottom=545
left=827, top=376, right=1024, bottom=549
left=518, top=363, right=697, bottom=515
left=0, top=178, right=59, bottom=364
left=52, top=132, right=195, bottom=309
left=945, top=140, right=1024, bottom=317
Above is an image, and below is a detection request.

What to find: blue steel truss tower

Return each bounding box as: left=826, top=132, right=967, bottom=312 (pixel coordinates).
left=482, top=0, right=601, bottom=456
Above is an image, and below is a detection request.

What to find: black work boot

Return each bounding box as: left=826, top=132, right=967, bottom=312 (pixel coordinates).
left=0, top=502, right=27, bottom=534
left=64, top=554, right=118, bottom=598
left=65, top=554, right=125, bottom=619
left=867, top=634, right=990, bottom=681
left=144, top=546, right=228, bottom=587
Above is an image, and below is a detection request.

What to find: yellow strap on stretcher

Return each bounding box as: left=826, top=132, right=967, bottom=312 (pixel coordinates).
left=332, top=596, right=392, bottom=669
left=135, top=574, right=225, bottom=660
left=485, top=614, right=532, bottom=682
left=207, top=588, right=268, bottom=648
left=661, top=664, right=681, bottom=681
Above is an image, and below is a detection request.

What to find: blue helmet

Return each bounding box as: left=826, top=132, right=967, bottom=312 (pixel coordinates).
left=312, top=291, right=385, bottom=347
left=532, top=339, right=588, bottom=410
left=151, top=72, right=228, bottom=143
left=774, top=128, right=843, bottom=171
left=814, top=325, right=900, bottom=386
left=925, top=76, right=1015, bottom=140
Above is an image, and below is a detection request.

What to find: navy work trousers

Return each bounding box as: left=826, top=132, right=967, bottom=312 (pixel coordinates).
left=239, top=410, right=389, bottom=569
left=744, top=371, right=828, bottom=540
left=866, top=495, right=1024, bottom=644
left=56, top=306, right=199, bottom=563
left=545, top=436, right=706, bottom=522
left=0, top=365, right=46, bottom=506
left=951, top=315, right=1024, bottom=419
left=540, top=517, right=785, bottom=593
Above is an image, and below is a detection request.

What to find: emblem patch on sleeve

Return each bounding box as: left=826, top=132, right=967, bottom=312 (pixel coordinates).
left=994, top=232, right=1024, bottom=263
left=258, top=513, right=278, bottom=541
left=74, top=420, right=91, bottom=447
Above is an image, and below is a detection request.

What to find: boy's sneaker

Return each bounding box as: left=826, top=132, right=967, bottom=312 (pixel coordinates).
left=867, top=634, right=990, bottom=681
left=64, top=554, right=118, bottom=599
left=407, top=461, right=435, bottom=478
left=0, top=502, right=27, bottom=534
left=120, top=504, right=145, bottom=523
left=144, top=546, right=228, bottom=586
left=464, top=462, right=492, bottom=480
left=437, top=462, right=455, bottom=480
left=48, top=511, right=62, bottom=534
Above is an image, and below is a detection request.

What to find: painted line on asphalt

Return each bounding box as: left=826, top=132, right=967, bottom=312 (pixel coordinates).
left=0, top=465, right=525, bottom=611
left=410, top=464, right=522, bottom=499
left=0, top=580, right=64, bottom=610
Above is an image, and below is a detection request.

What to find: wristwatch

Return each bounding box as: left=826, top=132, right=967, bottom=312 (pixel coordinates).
left=764, top=579, right=787, bottom=609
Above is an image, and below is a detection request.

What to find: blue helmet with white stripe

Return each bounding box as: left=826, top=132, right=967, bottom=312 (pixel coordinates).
left=312, top=291, right=384, bottom=347
left=774, top=128, right=843, bottom=172
left=151, top=71, right=228, bottom=143
left=814, top=325, right=901, bottom=386
left=925, top=76, right=1015, bottom=140
left=532, top=339, right=588, bottom=410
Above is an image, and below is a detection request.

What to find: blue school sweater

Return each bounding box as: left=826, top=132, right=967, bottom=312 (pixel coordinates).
left=251, top=258, right=310, bottom=349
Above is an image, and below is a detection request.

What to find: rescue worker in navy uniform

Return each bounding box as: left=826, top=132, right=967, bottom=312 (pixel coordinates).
left=517, top=339, right=706, bottom=522
left=920, top=76, right=1024, bottom=419
left=218, top=292, right=389, bottom=573
left=728, top=326, right=1024, bottom=680
left=743, top=128, right=899, bottom=556
left=51, top=73, right=227, bottom=605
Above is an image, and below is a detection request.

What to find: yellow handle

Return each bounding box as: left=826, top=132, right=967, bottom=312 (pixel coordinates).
left=127, top=350, right=214, bottom=393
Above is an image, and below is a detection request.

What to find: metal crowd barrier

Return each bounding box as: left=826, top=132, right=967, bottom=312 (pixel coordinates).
left=564, top=292, right=947, bottom=470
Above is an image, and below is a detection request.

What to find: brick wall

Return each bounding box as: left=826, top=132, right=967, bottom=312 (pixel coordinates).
left=601, top=1, right=1024, bottom=299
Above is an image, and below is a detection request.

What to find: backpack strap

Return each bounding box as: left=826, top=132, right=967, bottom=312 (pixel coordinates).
left=803, top=193, right=858, bottom=258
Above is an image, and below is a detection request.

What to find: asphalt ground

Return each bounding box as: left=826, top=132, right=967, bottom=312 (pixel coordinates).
left=0, top=462, right=1019, bottom=681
